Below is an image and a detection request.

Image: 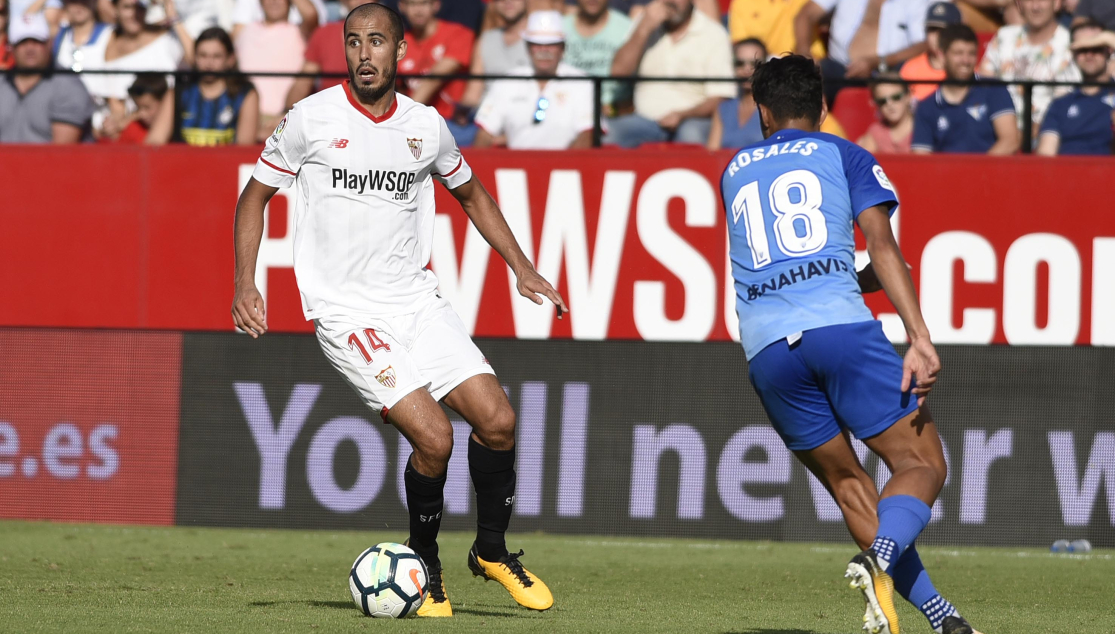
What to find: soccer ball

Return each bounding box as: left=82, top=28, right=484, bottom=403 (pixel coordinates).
left=348, top=542, right=429, bottom=618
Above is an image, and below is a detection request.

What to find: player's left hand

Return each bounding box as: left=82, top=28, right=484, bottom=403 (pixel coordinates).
left=516, top=268, right=569, bottom=319
left=902, top=336, right=940, bottom=406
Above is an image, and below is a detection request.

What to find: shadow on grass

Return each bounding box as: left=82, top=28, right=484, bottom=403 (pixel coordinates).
left=725, top=630, right=828, bottom=634
left=248, top=600, right=353, bottom=610
left=453, top=607, right=534, bottom=619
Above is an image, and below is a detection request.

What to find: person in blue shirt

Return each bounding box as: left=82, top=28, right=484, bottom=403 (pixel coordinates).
left=178, top=27, right=259, bottom=146
left=720, top=55, right=980, bottom=634
left=707, top=38, right=767, bottom=151
left=1037, top=19, right=1115, bottom=156
left=912, top=24, right=1020, bottom=155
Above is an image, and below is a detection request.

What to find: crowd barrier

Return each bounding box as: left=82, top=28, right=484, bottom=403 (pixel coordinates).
left=0, top=328, right=1112, bottom=547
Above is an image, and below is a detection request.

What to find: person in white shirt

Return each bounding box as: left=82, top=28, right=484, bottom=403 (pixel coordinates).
left=844, top=0, right=931, bottom=78
left=474, top=10, right=595, bottom=149
left=52, top=0, right=112, bottom=129
left=232, top=2, right=564, bottom=619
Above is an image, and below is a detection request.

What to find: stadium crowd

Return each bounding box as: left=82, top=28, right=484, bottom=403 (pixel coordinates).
left=1, top=0, right=1113, bottom=154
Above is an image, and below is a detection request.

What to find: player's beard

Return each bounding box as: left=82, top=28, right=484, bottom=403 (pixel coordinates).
left=349, top=63, right=397, bottom=103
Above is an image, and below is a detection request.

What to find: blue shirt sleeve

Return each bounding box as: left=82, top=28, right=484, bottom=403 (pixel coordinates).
left=912, top=99, right=935, bottom=152
left=988, top=86, right=1016, bottom=120
left=839, top=140, right=899, bottom=218
left=1040, top=96, right=1067, bottom=136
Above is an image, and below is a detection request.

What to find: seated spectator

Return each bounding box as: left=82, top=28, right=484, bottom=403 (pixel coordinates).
left=1073, top=0, right=1115, bottom=31
left=475, top=10, right=596, bottom=149
left=845, top=0, right=931, bottom=80
left=901, top=1, right=961, bottom=101
left=707, top=38, right=766, bottom=150
left=101, top=0, right=191, bottom=139
left=730, top=0, right=825, bottom=59
left=912, top=23, right=1020, bottom=153
left=980, top=0, right=1079, bottom=135
left=285, top=0, right=372, bottom=111
left=53, top=0, right=111, bottom=127
left=461, top=0, right=529, bottom=110
left=175, top=27, right=259, bottom=145
left=565, top=0, right=649, bottom=19
left=0, top=14, right=94, bottom=142
left=398, top=0, right=475, bottom=143
left=111, top=72, right=166, bottom=143
left=562, top=0, right=632, bottom=113
left=234, top=0, right=308, bottom=141
left=607, top=0, right=734, bottom=147
left=231, top=0, right=322, bottom=39
left=857, top=77, right=914, bottom=153
left=1037, top=19, right=1115, bottom=155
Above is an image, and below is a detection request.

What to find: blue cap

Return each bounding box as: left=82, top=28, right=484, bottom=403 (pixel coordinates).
left=926, top=2, right=962, bottom=29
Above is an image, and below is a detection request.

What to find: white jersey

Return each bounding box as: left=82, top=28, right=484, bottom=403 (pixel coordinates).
left=252, top=85, right=473, bottom=320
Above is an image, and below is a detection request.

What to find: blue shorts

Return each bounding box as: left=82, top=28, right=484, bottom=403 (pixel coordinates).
left=747, top=320, right=918, bottom=452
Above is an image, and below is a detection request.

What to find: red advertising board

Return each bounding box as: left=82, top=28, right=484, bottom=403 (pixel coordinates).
left=1, top=146, right=1112, bottom=345
left=0, top=330, right=181, bottom=525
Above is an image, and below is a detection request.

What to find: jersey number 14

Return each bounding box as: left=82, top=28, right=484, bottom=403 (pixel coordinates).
left=731, top=169, right=828, bottom=269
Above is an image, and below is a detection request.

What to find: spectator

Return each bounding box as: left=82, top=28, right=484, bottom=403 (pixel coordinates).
left=730, top=0, right=825, bottom=60
left=0, top=14, right=94, bottom=142
left=173, top=26, right=259, bottom=145
left=562, top=0, right=632, bottom=112
left=110, top=72, right=165, bottom=142
left=235, top=0, right=308, bottom=141
left=794, top=0, right=867, bottom=104
left=230, top=0, right=323, bottom=39
left=980, top=0, right=1080, bottom=135
left=901, top=1, right=962, bottom=101
left=912, top=23, right=1020, bottom=153
left=607, top=0, right=734, bottom=147
left=285, top=0, right=373, bottom=111
left=101, top=0, right=191, bottom=140
left=398, top=0, right=475, bottom=142
left=1037, top=20, right=1115, bottom=155
left=707, top=38, right=766, bottom=150
left=54, top=0, right=111, bottom=131
left=565, top=0, right=649, bottom=19
left=847, top=0, right=931, bottom=80
left=857, top=77, right=914, bottom=152
left=460, top=0, right=529, bottom=110
left=1073, top=0, right=1115, bottom=31
left=474, top=10, right=595, bottom=149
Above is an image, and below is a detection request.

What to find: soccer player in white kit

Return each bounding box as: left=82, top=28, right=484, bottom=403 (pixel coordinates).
left=231, top=3, right=565, bottom=617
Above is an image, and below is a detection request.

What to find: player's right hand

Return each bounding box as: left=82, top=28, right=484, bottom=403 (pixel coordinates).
left=901, top=337, right=940, bottom=406
left=232, top=285, right=268, bottom=338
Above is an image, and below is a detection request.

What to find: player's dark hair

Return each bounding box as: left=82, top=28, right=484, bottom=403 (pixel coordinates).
left=127, top=72, right=168, bottom=100
left=938, top=23, right=977, bottom=54
left=345, top=2, right=404, bottom=46
left=750, top=55, right=824, bottom=127
left=193, top=27, right=250, bottom=98
left=1070, top=17, right=1105, bottom=39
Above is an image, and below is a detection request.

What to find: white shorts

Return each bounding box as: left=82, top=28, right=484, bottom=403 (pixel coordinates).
left=314, top=294, right=495, bottom=421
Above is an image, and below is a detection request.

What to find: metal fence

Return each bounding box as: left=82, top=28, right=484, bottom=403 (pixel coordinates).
left=25, top=67, right=1114, bottom=152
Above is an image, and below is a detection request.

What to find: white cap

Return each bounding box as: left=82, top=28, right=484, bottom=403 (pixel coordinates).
left=9, top=13, right=50, bottom=45
left=522, top=11, right=565, bottom=45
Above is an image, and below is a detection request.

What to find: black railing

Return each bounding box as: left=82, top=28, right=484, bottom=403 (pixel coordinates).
left=22, top=67, right=1112, bottom=152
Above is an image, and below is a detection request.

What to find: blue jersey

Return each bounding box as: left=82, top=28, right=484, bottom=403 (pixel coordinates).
left=720, top=129, right=898, bottom=360
left=1039, top=88, right=1115, bottom=156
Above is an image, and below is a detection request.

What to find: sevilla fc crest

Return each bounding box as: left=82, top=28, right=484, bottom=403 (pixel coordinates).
left=375, top=366, right=397, bottom=388
left=407, top=138, right=422, bottom=160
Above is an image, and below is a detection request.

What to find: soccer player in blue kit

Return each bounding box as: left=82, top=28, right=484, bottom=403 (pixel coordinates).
left=720, top=56, right=982, bottom=634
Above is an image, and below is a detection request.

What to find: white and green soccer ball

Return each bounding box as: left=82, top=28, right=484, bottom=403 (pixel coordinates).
left=348, top=542, right=429, bottom=618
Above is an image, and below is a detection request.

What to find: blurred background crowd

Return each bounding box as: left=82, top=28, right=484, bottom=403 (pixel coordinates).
left=2, top=0, right=1112, bottom=155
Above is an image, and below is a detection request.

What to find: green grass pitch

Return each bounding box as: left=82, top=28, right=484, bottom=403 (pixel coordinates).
left=1, top=520, right=1113, bottom=633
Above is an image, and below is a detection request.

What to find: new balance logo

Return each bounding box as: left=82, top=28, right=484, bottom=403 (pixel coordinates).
left=328, top=138, right=349, bottom=149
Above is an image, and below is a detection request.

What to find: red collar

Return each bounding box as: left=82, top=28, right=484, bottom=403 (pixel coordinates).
left=343, top=80, right=397, bottom=124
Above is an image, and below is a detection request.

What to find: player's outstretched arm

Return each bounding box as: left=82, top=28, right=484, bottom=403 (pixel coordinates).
left=858, top=205, right=940, bottom=405
left=232, top=177, right=279, bottom=338
left=449, top=176, right=569, bottom=317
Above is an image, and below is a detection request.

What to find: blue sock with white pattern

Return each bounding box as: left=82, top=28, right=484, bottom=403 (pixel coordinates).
left=891, top=545, right=959, bottom=633
left=871, top=494, right=931, bottom=572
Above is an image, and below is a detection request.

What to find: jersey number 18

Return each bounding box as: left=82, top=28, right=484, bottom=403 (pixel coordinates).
left=731, top=169, right=828, bottom=269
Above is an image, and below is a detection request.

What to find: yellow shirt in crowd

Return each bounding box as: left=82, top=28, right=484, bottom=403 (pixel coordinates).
left=729, top=0, right=826, bottom=59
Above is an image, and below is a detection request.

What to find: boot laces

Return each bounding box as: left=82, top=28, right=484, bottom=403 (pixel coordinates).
left=500, top=550, right=533, bottom=588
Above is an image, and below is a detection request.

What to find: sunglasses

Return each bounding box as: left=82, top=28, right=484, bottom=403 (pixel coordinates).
left=1074, top=46, right=1108, bottom=56
left=532, top=96, right=550, bottom=124
left=734, top=59, right=760, bottom=69
left=874, top=93, right=906, bottom=106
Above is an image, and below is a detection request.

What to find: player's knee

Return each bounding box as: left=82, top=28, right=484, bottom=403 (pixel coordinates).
left=414, top=428, right=454, bottom=474
left=475, top=402, right=516, bottom=450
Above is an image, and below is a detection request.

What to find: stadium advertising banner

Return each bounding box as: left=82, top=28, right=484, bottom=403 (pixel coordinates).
left=0, top=330, right=181, bottom=525
left=2, top=147, right=1113, bottom=347
left=172, top=331, right=1115, bottom=548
